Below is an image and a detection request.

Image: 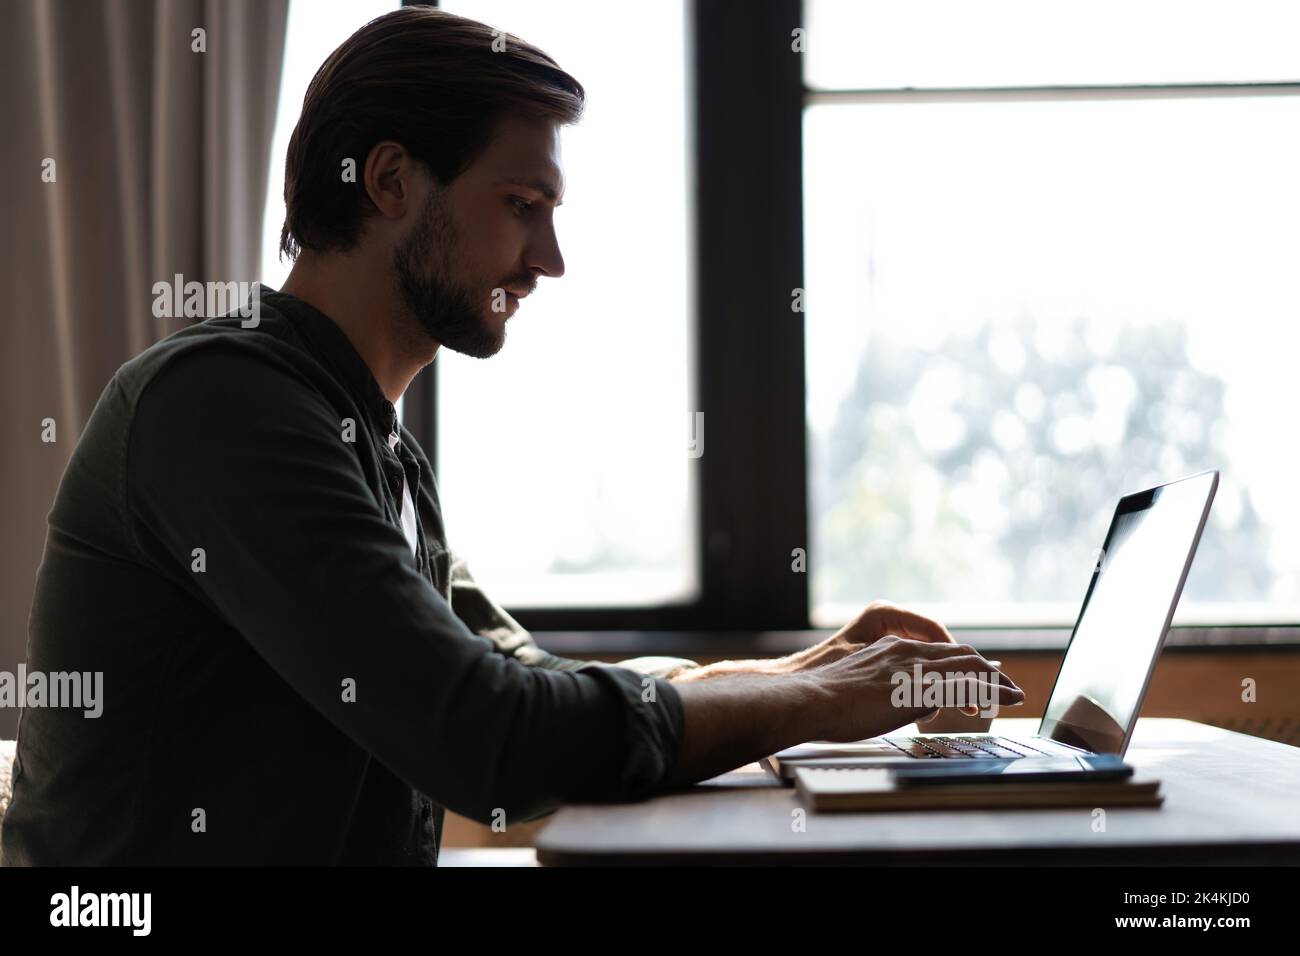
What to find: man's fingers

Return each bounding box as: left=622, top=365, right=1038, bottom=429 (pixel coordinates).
left=913, top=658, right=1025, bottom=696
left=886, top=607, right=955, bottom=645
left=926, top=675, right=1025, bottom=704
left=903, top=640, right=979, bottom=659
left=904, top=649, right=1022, bottom=691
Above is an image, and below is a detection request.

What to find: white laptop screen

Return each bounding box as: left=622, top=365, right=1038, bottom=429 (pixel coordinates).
left=1038, top=471, right=1217, bottom=754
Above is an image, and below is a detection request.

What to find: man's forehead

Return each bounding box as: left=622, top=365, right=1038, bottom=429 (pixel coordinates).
left=490, top=170, right=564, bottom=203
left=480, top=117, right=565, bottom=199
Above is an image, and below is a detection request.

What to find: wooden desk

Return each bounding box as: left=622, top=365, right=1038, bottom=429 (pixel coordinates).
left=536, top=718, right=1300, bottom=865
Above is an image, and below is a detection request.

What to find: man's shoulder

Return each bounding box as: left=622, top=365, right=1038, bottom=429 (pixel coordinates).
left=114, top=298, right=306, bottom=406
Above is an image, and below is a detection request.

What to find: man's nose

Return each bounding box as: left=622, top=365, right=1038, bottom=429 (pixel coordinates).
left=526, top=222, right=565, bottom=280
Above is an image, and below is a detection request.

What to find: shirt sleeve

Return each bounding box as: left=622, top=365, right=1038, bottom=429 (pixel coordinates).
left=123, top=347, right=687, bottom=824
left=447, top=550, right=702, bottom=679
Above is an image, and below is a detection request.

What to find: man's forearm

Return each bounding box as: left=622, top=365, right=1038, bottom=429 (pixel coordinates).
left=667, top=650, right=811, bottom=683
left=659, top=672, right=825, bottom=789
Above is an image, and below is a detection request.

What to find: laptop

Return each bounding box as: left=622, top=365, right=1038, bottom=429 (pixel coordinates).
left=766, top=469, right=1219, bottom=778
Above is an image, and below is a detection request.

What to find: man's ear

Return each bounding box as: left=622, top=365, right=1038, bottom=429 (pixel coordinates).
left=362, top=140, right=420, bottom=221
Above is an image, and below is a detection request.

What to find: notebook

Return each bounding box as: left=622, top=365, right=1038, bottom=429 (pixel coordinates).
left=794, top=766, right=1163, bottom=812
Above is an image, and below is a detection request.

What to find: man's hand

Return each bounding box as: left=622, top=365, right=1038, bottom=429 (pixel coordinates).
left=669, top=601, right=1015, bottom=722
left=669, top=601, right=955, bottom=683
left=664, top=636, right=1026, bottom=787
left=792, top=599, right=953, bottom=663
left=803, top=635, right=1024, bottom=742
left=781, top=601, right=995, bottom=720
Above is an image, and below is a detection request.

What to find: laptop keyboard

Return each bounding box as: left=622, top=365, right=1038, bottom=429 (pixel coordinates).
left=883, top=735, right=1057, bottom=759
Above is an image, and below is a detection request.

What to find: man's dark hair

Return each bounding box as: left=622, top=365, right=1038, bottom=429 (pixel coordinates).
left=278, top=6, right=585, bottom=260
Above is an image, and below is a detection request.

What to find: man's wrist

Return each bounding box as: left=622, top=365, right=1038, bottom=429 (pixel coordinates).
left=660, top=670, right=828, bottom=788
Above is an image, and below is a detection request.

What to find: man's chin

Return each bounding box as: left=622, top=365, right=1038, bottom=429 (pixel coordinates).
left=442, top=322, right=505, bottom=359
left=410, top=308, right=506, bottom=359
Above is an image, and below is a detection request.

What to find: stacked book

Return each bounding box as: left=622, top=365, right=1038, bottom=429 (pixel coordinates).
left=793, top=766, right=1163, bottom=812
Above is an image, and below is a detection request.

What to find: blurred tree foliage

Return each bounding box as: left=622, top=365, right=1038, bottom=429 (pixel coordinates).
left=812, top=317, right=1272, bottom=609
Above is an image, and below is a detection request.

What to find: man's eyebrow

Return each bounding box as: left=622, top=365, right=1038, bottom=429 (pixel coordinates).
left=495, top=176, right=564, bottom=205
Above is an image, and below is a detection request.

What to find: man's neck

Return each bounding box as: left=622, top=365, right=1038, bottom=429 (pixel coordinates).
left=279, top=252, right=439, bottom=404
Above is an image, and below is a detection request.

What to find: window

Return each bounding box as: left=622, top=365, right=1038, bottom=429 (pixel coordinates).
left=435, top=0, right=697, bottom=608
left=803, top=0, right=1300, bottom=628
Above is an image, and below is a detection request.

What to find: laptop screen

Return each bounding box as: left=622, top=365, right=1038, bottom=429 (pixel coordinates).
left=1038, top=471, right=1217, bottom=754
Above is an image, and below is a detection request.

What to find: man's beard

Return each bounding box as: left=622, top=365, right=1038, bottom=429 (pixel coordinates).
left=393, top=190, right=504, bottom=359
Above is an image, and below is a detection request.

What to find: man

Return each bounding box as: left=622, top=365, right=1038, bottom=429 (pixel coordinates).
left=1, top=7, right=1021, bottom=865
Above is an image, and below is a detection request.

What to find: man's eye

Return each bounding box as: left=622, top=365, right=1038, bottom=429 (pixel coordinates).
left=509, top=196, right=532, bottom=214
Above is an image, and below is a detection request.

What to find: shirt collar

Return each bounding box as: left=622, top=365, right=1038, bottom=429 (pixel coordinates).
left=257, top=283, right=399, bottom=438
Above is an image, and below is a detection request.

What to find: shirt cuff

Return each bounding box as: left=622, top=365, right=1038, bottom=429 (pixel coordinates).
left=572, top=664, right=687, bottom=800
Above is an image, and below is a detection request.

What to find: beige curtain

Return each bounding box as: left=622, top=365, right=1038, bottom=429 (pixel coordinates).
left=0, top=0, right=289, bottom=738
